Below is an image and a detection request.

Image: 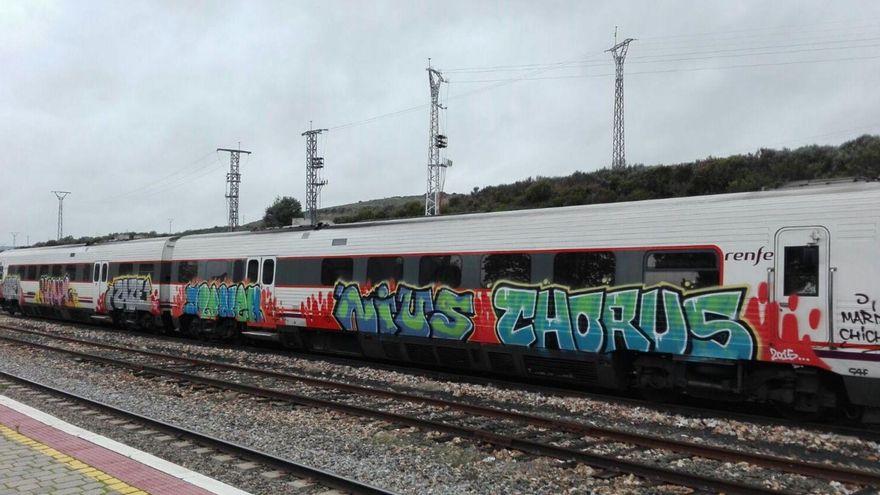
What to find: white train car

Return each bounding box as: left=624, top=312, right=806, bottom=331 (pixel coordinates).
left=0, top=238, right=168, bottom=323
left=2, top=180, right=879, bottom=420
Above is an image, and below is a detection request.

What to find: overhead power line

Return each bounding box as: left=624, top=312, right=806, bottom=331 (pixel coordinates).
left=323, top=23, right=879, bottom=132
left=83, top=150, right=227, bottom=205
left=449, top=53, right=880, bottom=83
left=637, top=18, right=880, bottom=43
left=446, top=37, right=880, bottom=80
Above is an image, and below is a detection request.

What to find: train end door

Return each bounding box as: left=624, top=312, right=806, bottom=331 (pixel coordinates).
left=774, top=227, right=830, bottom=345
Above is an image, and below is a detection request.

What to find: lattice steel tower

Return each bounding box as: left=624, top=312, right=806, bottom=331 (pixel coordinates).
left=606, top=28, right=635, bottom=169
left=51, top=191, right=70, bottom=240
left=218, top=145, right=251, bottom=231
left=302, top=126, right=328, bottom=226
left=425, top=59, right=448, bottom=216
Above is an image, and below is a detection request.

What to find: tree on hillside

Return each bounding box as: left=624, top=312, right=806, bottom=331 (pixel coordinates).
left=263, top=196, right=303, bottom=227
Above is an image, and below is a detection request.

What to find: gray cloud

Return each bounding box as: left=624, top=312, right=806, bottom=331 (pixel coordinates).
left=2, top=0, right=878, bottom=243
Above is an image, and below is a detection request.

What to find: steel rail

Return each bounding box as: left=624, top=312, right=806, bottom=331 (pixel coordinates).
left=0, top=331, right=801, bottom=495
left=2, top=324, right=877, bottom=488
left=0, top=369, right=394, bottom=495
left=10, top=315, right=878, bottom=442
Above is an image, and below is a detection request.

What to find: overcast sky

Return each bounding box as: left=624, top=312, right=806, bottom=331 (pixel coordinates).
left=2, top=0, right=879, bottom=244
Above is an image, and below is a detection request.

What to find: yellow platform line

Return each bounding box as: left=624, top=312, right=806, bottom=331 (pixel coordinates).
left=0, top=424, right=150, bottom=494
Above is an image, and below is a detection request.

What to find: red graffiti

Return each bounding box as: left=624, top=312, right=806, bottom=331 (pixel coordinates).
left=468, top=289, right=500, bottom=344
left=300, top=291, right=339, bottom=330
left=743, top=283, right=828, bottom=369
left=95, top=290, right=107, bottom=314
left=248, top=288, right=285, bottom=329
left=150, top=289, right=161, bottom=316
left=170, top=285, right=186, bottom=318
left=809, top=308, right=821, bottom=329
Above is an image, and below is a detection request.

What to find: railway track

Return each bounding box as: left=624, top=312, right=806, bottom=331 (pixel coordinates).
left=0, top=369, right=393, bottom=495
left=9, top=313, right=878, bottom=443
left=1, top=323, right=878, bottom=494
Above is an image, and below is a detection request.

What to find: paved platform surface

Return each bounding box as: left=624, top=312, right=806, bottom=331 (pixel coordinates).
left=0, top=395, right=250, bottom=495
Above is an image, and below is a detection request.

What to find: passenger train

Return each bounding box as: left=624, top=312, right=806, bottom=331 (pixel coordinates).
left=2, top=181, right=879, bottom=422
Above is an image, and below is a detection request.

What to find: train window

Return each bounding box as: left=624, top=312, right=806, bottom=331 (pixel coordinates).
left=38, top=265, right=49, bottom=277
left=118, top=263, right=133, bottom=275
left=246, top=259, right=259, bottom=283
left=321, top=258, right=353, bottom=286
left=262, top=259, right=275, bottom=285
left=138, top=263, right=155, bottom=280
left=78, top=264, right=90, bottom=282
left=177, top=262, right=198, bottom=283
left=419, top=255, right=462, bottom=287
left=553, top=252, right=615, bottom=288
left=93, top=264, right=100, bottom=282
left=276, top=259, right=318, bottom=286
left=101, top=263, right=108, bottom=282
left=783, top=246, right=819, bottom=297
left=64, top=264, right=76, bottom=280
left=481, top=254, right=531, bottom=287
left=232, top=260, right=245, bottom=283
left=26, top=266, right=35, bottom=280
left=366, top=257, right=403, bottom=284
left=205, top=260, right=229, bottom=281
left=644, top=251, right=719, bottom=289
left=51, top=265, right=62, bottom=277
left=6, top=266, right=15, bottom=276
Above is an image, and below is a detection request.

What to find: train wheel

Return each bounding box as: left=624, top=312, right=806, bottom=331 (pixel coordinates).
left=186, top=317, right=203, bottom=338
left=843, top=404, right=863, bottom=422
left=217, top=319, right=239, bottom=341
left=137, top=312, right=154, bottom=333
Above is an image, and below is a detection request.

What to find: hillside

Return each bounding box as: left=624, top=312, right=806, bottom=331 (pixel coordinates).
left=18, top=134, right=880, bottom=248
left=330, top=134, right=880, bottom=223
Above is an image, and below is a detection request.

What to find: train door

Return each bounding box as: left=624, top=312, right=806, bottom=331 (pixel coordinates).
left=245, top=256, right=276, bottom=325
left=92, top=261, right=109, bottom=311
left=774, top=227, right=830, bottom=344
left=260, top=257, right=276, bottom=302
left=245, top=256, right=276, bottom=290
left=245, top=257, right=260, bottom=285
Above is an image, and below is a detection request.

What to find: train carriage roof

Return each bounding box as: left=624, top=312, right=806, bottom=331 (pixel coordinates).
left=3, top=180, right=879, bottom=263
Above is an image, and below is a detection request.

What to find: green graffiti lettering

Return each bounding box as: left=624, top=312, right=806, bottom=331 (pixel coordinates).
left=638, top=288, right=689, bottom=355
left=235, top=284, right=252, bottom=322
left=534, top=289, right=576, bottom=350
left=371, top=283, right=399, bottom=334
left=430, top=288, right=475, bottom=340
left=332, top=283, right=378, bottom=332
left=568, top=290, right=604, bottom=352
left=683, top=290, right=754, bottom=360
left=320, top=279, right=760, bottom=362
left=493, top=285, right=536, bottom=346
left=394, top=286, right=433, bottom=337
left=603, top=288, right=651, bottom=352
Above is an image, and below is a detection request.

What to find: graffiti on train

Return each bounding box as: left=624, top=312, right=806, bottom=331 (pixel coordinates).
left=103, top=275, right=160, bottom=315
left=332, top=282, right=475, bottom=339
left=1, top=275, right=21, bottom=302
left=491, top=283, right=754, bottom=359
left=171, top=280, right=284, bottom=327
left=329, top=281, right=755, bottom=360
left=34, top=275, right=80, bottom=308
left=838, top=292, right=880, bottom=345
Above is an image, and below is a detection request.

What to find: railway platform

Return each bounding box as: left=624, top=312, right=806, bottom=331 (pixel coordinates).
left=0, top=395, right=248, bottom=495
